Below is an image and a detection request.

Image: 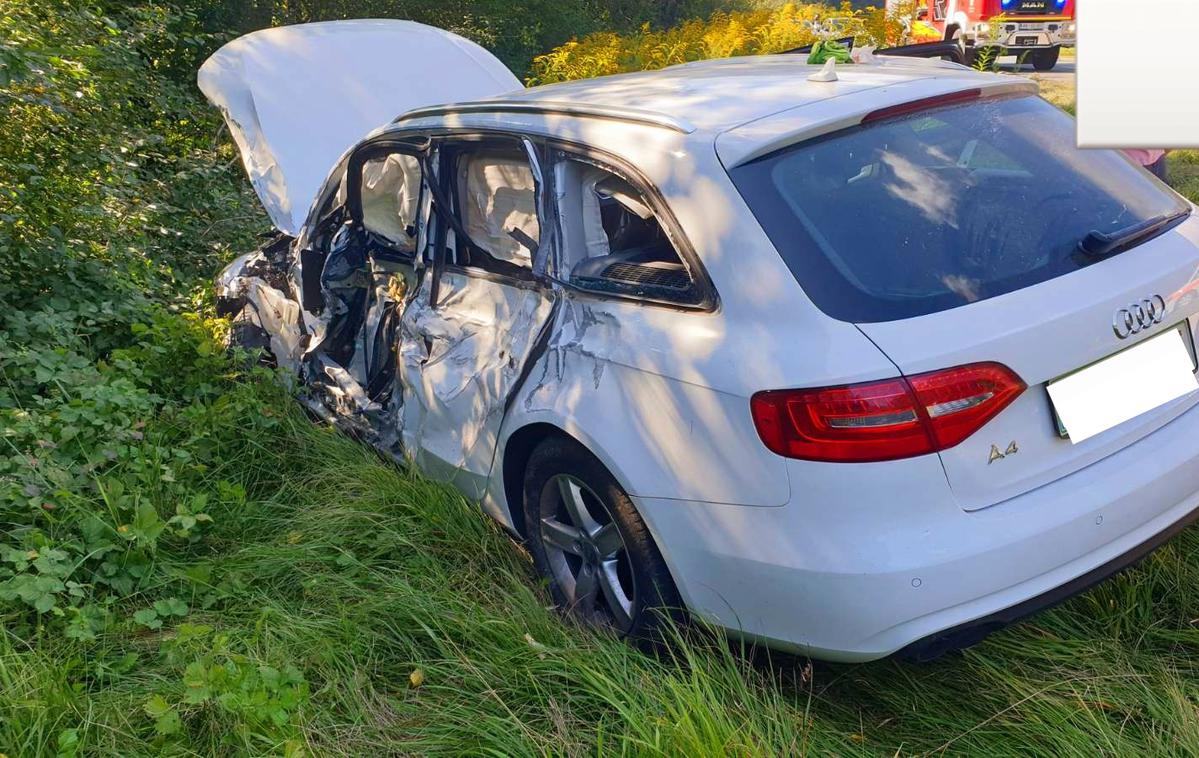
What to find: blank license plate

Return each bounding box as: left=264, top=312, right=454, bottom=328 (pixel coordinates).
left=1047, top=326, right=1199, bottom=443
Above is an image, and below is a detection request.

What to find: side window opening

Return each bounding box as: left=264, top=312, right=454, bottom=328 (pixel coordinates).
left=456, top=147, right=540, bottom=269
left=304, top=146, right=425, bottom=371
left=557, top=158, right=700, bottom=305
left=417, top=141, right=542, bottom=284
left=359, top=152, right=422, bottom=256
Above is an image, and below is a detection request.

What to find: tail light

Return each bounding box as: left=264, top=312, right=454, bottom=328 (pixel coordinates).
left=750, top=363, right=1026, bottom=463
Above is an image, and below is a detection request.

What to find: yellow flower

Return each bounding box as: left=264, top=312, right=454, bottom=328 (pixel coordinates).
left=409, top=668, right=425, bottom=688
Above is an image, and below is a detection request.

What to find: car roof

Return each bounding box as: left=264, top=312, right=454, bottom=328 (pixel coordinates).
left=395, top=55, right=1024, bottom=139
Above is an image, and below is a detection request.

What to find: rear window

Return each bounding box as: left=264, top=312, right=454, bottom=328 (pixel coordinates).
left=729, top=95, right=1189, bottom=322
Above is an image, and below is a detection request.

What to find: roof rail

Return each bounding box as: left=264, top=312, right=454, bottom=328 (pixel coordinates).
left=394, top=100, right=697, bottom=134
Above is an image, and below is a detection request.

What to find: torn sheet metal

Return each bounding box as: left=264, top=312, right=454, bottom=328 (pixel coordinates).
left=215, top=233, right=292, bottom=304
left=299, top=234, right=413, bottom=455
left=397, top=271, right=555, bottom=479
left=197, top=20, right=522, bottom=234
left=307, top=223, right=370, bottom=369
left=220, top=224, right=411, bottom=456
left=216, top=238, right=307, bottom=374
left=302, top=355, right=406, bottom=459
left=243, top=280, right=305, bottom=374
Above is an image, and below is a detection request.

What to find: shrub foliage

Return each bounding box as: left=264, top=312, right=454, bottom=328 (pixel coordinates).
left=0, top=0, right=307, bottom=750
left=528, top=1, right=924, bottom=84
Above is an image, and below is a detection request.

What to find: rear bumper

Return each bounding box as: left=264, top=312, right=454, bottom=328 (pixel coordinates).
left=900, top=499, right=1199, bottom=661
left=635, top=398, right=1199, bottom=662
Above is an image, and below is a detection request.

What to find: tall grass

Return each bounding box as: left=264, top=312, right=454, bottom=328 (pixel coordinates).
left=8, top=380, right=1199, bottom=755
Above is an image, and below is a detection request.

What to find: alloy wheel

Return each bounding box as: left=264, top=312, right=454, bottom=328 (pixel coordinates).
left=537, top=474, right=637, bottom=631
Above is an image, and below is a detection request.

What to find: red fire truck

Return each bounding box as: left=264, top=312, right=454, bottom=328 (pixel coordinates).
left=890, top=0, right=1077, bottom=71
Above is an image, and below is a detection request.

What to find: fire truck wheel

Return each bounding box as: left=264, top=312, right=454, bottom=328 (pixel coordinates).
left=1031, top=46, right=1060, bottom=72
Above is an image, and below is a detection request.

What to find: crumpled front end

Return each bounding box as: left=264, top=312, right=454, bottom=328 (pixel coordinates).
left=216, top=234, right=306, bottom=375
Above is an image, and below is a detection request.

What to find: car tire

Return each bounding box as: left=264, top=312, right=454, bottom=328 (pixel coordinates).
left=1031, top=46, right=1060, bottom=71
left=228, top=304, right=277, bottom=368
left=523, top=436, right=682, bottom=640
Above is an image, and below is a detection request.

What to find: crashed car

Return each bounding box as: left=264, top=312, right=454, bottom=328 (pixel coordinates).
left=200, top=20, right=1199, bottom=662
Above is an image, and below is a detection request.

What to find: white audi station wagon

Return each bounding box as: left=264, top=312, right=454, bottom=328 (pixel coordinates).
left=201, top=20, right=1199, bottom=661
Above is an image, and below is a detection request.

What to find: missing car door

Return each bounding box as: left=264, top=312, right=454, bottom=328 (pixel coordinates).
left=301, top=139, right=428, bottom=435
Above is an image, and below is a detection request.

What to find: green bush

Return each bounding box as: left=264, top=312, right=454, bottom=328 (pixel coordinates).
left=136, top=0, right=756, bottom=77
left=526, top=1, right=928, bottom=84
left=0, top=2, right=312, bottom=749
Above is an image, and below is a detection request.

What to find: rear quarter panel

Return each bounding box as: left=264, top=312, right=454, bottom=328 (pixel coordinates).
left=489, top=131, right=901, bottom=515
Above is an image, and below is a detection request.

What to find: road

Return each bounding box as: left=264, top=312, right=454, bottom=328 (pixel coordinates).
left=996, top=56, right=1076, bottom=85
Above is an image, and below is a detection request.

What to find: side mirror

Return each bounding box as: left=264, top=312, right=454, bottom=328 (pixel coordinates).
left=916, top=7, right=929, bottom=20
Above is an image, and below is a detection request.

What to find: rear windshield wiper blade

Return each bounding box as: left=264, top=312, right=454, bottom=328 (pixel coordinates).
left=1078, top=208, right=1192, bottom=259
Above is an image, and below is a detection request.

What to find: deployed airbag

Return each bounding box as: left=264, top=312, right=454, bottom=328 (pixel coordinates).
left=458, top=152, right=540, bottom=265
left=361, top=153, right=422, bottom=247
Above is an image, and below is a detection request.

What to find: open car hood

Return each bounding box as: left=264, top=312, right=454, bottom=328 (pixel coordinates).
left=198, top=20, right=522, bottom=234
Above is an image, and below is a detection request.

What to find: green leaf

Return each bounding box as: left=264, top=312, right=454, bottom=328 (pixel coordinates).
left=56, top=727, right=80, bottom=758
left=259, top=665, right=281, bottom=688
left=132, top=608, right=161, bottom=629
left=153, top=597, right=188, bottom=617
left=154, top=710, right=182, bottom=737
left=173, top=623, right=212, bottom=645
left=131, top=501, right=165, bottom=545
left=182, top=660, right=207, bottom=688
left=143, top=694, right=171, bottom=718
left=64, top=609, right=98, bottom=641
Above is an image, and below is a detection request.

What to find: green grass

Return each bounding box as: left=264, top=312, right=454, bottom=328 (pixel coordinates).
left=8, top=381, right=1199, bottom=756
left=7, top=3, right=1199, bottom=756
left=9, top=383, right=1199, bottom=756
left=1032, top=75, right=1076, bottom=113
left=1169, top=150, right=1199, bottom=202
left=1031, top=77, right=1198, bottom=192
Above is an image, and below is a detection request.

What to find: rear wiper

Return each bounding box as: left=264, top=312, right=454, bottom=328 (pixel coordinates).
left=1078, top=208, right=1191, bottom=259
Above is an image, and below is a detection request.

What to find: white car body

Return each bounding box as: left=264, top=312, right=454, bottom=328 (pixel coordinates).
left=202, top=21, right=1199, bottom=662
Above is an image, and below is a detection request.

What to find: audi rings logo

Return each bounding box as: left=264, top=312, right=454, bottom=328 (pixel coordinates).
left=1113, top=295, right=1166, bottom=339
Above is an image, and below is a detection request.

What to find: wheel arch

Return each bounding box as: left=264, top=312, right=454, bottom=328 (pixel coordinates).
left=495, top=416, right=708, bottom=623
left=498, top=419, right=646, bottom=542
left=502, top=422, right=583, bottom=540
